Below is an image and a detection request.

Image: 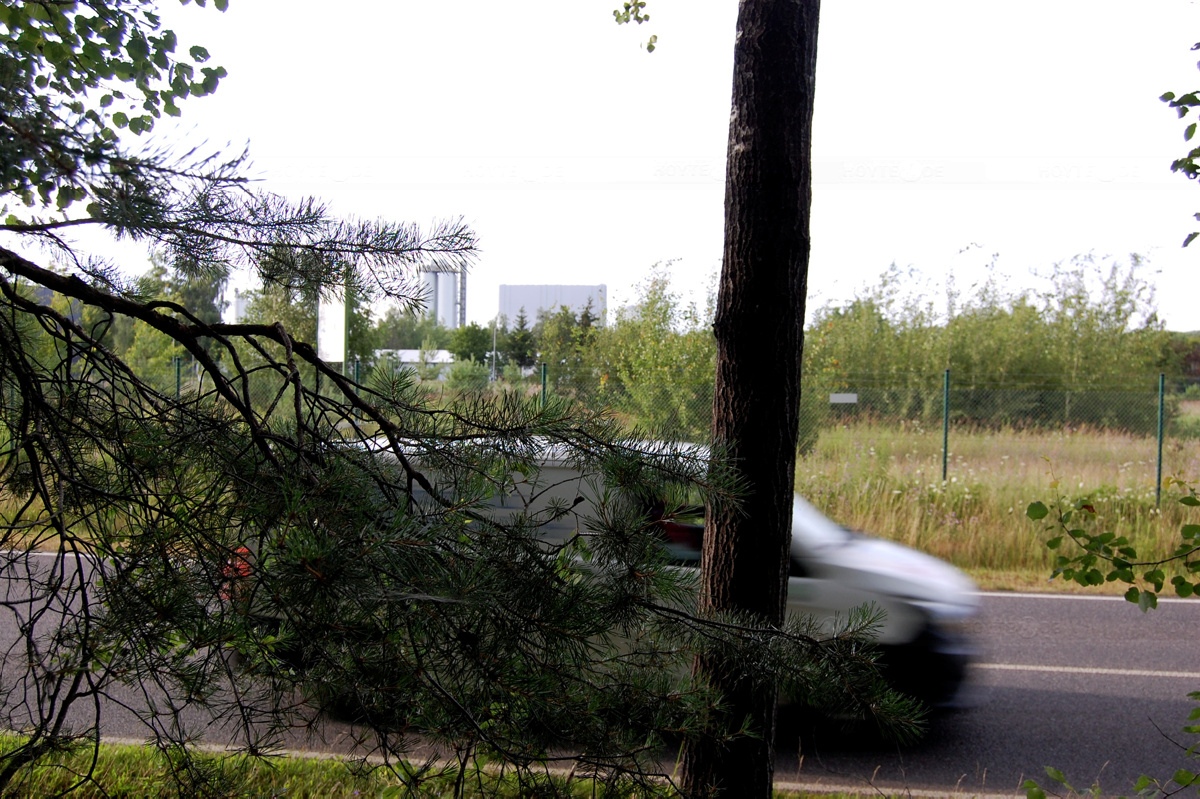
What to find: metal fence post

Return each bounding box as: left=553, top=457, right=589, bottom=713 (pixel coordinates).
left=64, top=328, right=71, bottom=395
left=1157, top=372, right=1165, bottom=507
left=540, top=363, right=548, bottom=410
left=343, top=272, right=352, bottom=379
left=942, top=369, right=950, bottom=482
left=174, top=356, right=182, bottom=398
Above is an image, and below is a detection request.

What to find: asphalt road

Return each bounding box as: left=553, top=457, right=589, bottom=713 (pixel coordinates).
left=5, top=552, right=1200, bottom=795
left=774, top=592, right=1200, bottom=797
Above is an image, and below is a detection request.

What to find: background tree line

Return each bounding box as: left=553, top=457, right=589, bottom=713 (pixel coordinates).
left=88, top=254, right=1198, bottom=439
left=381, top=256, right=1194, bottom=441
left=804, top=255, right=1189, bottom=434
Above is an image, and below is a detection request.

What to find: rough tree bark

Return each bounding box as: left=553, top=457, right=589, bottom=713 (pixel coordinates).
left=680, top=1, right=820, bottom=795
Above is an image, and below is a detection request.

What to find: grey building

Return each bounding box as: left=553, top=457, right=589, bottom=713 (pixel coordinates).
left=421, top=268, right=466, bottom=329
left=498, top=284, right=607, bottom=326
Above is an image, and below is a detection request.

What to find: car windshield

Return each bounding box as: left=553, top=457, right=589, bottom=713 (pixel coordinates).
left=651, top=495, right=850, bottom=563
left=791, top=494, right=853, bottom=551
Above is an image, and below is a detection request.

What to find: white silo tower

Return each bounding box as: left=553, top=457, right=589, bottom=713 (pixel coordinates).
left=419, top=268, right=465, bottom=329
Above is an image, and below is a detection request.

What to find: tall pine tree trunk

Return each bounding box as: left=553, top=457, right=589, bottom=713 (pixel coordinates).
left=680, top=1, right=819, bottom=795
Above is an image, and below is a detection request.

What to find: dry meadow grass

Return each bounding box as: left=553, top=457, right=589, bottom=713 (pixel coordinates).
left=7, top=418, right=1199, bottom=593
left=797, top=421, right=1200, bottom=592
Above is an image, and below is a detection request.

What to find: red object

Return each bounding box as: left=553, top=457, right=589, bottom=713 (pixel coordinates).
left=219, top=546, right=252, bottom=601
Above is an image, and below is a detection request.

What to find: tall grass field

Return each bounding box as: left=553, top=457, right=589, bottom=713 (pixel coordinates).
left=796, top=419, right=1200, bottom=591
left=5, top=415, right=1198, bottom=591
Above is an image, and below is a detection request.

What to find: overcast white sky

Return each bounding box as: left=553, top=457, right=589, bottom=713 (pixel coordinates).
left=135, top=1, right=1200, bottom=330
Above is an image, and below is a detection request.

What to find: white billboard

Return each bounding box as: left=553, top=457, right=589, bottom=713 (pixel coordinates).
left=317, top=291, right=346, bottom=363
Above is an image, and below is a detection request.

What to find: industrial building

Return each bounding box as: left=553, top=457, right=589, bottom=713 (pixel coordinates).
left=421, top=268, right=466, bottom=329
left=498, top=284, right=607, bottom=325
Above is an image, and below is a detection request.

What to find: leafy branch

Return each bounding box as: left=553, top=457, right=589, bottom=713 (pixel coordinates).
left=1027, top=478, right=1200, bottom=611
left=1024, top=480, right=1200, bottom=797
left=612, top=1, right=657, bottom=52
left=1160, top=42, right=1200, bottom=246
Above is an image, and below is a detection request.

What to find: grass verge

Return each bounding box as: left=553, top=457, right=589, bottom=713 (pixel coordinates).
left=0, top=739, right=387, bottom=798
left=0, top=736, right=894, bottom=798
left=798, top=421, right=1200, bottom=593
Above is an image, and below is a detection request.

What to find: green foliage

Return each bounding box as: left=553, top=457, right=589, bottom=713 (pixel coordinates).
left=1021, top=765, right=1097, bottom=799
left=1161, top=44, right=1200, bottom=247
left=0, top=0, right=228, bottom=218
left=518, top=257, right=1173, bottom=450
left=613, top=0, right=649, bottom=24
left=450, top=321, right=492, bottom=364
left=1023, top=479, right=1200, bottom=798
left=1027, top=477, right=1200, bottom=605
left=1172, top=412, right=1200, bottom=440
left=446, top=356, right=489, bottom=393
left=374, top=304, right=451, bottom=350
left=239, top=283, right=317, bottom=342
left=504, top=307, right=535, bottom=369
left=415, top=337, right=449, bottom=381
left=590, top=269, right=715, bottom=440
left=612, top=1, right=656, bottom=52
left=535, top=304, right=597, bottom=395
left=1168, top=334, right=1200, bottom=391
left=503, top=268, right=721, bottom=441
left=809, top=256, right=1174, bottom=434
left=124, top=315, right=187, bottom=392
left=239, top=258, right=374, bottom=364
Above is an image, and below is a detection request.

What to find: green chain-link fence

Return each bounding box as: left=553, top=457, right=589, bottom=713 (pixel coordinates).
left=526, top=366, right=1200, bottom=501
left=153, top=357, right=1200, bottom=501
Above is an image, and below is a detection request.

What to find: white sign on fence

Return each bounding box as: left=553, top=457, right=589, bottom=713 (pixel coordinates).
left=829, top=393, right=859, bottom=404
left=317, top=291, right=346, bottom=363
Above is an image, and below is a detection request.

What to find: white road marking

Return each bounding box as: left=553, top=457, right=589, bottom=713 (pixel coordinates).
left=978, top=662, right=1200, bottom=680
left=773, top=779, right=1016, bottom=799
left=979, top=591, right=1198, bottom=604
